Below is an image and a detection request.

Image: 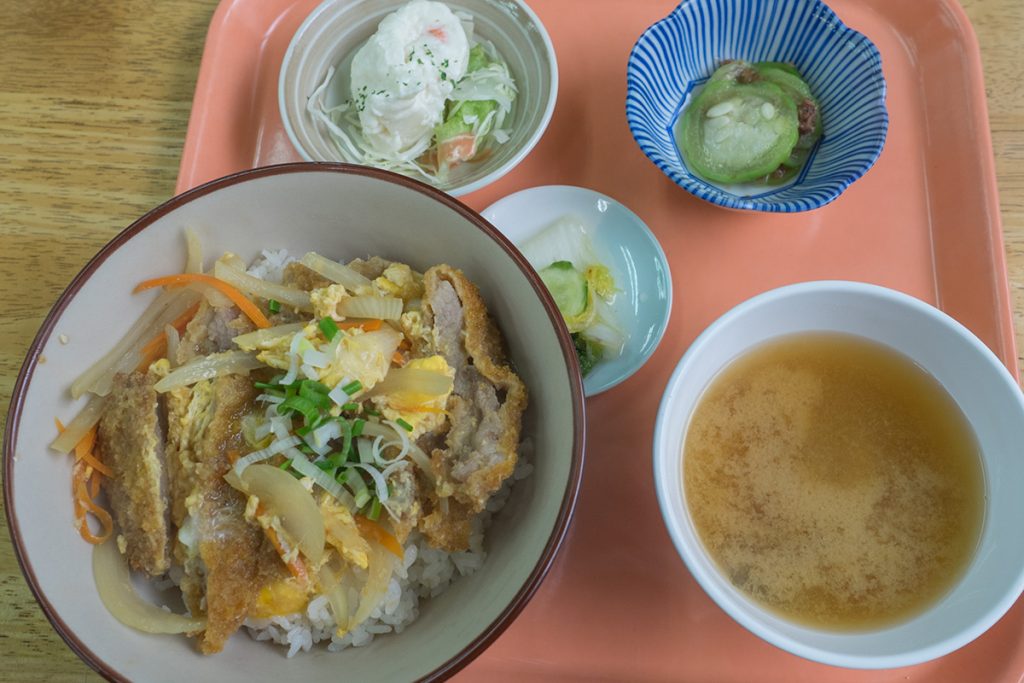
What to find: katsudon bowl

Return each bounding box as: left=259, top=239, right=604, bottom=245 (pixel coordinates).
left=3, top=163, right=585, bottom=682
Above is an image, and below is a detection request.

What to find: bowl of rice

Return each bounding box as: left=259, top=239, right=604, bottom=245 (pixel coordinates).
left=3, top=163, right=585, bottom=681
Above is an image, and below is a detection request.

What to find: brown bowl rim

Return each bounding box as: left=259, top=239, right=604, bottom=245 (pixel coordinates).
left=2, top=161, right=586, bottom=682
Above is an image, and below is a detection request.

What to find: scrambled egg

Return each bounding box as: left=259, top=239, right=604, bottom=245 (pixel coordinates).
left=373, top=355, right=453, bottom=438
left=250, top=577, right=311, bottom=619
left=373, top=263, right=424, bottom=302
left=309, top=284, right=349, bottom=319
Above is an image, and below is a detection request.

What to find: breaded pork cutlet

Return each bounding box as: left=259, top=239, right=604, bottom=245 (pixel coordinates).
left=97, top=368, right=171, bottom=576
left=416, top=265, right=527, bottom=551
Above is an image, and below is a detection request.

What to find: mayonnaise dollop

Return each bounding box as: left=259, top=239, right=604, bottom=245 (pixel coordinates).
left=350, top=0, right=469, bottom=157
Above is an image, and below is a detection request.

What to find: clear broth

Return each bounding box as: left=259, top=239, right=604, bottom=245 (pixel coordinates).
left=683, top=332, right=985, bottom=631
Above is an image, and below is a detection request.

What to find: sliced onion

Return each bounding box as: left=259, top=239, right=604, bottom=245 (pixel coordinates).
left=302, top=348, right=331, bottom=369
left=308, top=421, right=342, bottom=450
left=319, top=563, right=350, bottom=635
left=93, top=539, right=206, bottom=634
left=153, top=351, right=262, bottom=393
left=300, top=252, right=372, bottom=292
left=232, top=323, right=306, bottom=351
left=232, top=435, right=302, bottom=476
left=383, top=420, right=411, bottom=461
left=50, top=395, right=109, bottom=454
left=328, top=384, right=350, bottom=406
left=351, top=542, right=397, bottom=629
left=356, top=438, right=375, bottom=465
left=164, top=324, right=180, bottom=368
left=213, top=261, right=312, bottom=311
left=360, top=421, right=433, bottom=480
left=337, top=296, right=402, bottom=321
left=226, top=464, right=324, bottom=564
left=287, top=447, right=356, bottom=509
left=71, top=288, right=200, bottom=398
left=368, top=367, right=452, bottom=397
left=184, top=227, right=203, bottom=274
left=281, top=332, right=305, bottom=385
left=352, top=463, right=389, bottom=503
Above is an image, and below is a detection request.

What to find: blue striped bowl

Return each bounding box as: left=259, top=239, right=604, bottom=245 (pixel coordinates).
left=626, top=0, right=887, bottom=212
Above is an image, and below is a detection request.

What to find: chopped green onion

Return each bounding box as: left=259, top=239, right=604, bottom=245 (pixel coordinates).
left=341, top=402, right=360, bottom=412
left=395, top=417, right=413, bottom=432
left=319, top=317, right=340, bottom=340
left=268, top=299, right=281, bottom=314
left=254, top=381, right=281, bottom=390
left=299, top=382, right=332, bottom=410
left=352, top=418, right=365, bottom=437
left=302, top=379, right=330, bottom=394
left=277, top=395, right=318, bottom=423
left=315, top=459, right=336, bottom=472
left=363, top=407, right=380, bottom=417
left=338, top=420, right=353, bottom=462
left=279, top=459, right=292, bottom=470
left=367, top=497, right=382, bottom=521
left=342, top=379, right=363, bottom=395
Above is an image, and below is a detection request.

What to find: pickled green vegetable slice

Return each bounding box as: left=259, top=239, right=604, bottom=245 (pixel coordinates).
left=539, top=261, right=588, bottom=318
left=679, top=80, right=799, bottom=184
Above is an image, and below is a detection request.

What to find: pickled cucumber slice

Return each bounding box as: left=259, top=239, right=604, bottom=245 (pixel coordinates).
left=679, top=80, right=799, bottom=184
left=539, top=261, right=588, bottom=318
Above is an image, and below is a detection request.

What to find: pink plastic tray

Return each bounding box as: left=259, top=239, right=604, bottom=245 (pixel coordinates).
left=177, top=0, right=1021, bottom=680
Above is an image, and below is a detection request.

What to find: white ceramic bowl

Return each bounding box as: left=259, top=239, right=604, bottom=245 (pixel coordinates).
left=4, top=163, right=584, bottom=682
left=279, top=0, right=558, bottom=196
left=482, top=185, right=672, bottom=396
left=654, top=281, right=1024, bottom=668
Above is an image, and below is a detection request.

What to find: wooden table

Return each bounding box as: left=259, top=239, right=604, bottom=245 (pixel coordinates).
left=0, top=1, right=1021, bottom=680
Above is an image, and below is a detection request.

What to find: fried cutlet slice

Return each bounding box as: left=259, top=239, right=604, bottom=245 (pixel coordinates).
left=166, top=373, right=275, bottom=654
left=417, top=266, right=527, bottom=548
left=196, top=375, right=277, bottom=654
left=97, top=368, right=171, bottom=576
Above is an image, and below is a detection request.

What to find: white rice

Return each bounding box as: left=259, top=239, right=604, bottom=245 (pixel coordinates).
left=245, top=249, right=294, bottom=283
left=243, top=445, right=533, bottom=657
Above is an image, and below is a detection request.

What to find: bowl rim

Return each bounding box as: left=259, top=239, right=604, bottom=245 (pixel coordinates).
left=652, top=280, right=1024, bottom=668
left=278, top=0, right=560, bottom=197
left=625, top=0, right=889, bottom=213
left=3, top=162, right=587, bottom=682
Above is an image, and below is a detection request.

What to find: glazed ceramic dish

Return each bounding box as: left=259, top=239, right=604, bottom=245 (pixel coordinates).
left=279, top=0, right=558, bottom=196
left=626, top=0, right=888, bottom=212
left=482, top=185, right=672, bottom=396
left=3, top=164, right=585, bottom=682
left=654, top=281, right=1024, bottom=668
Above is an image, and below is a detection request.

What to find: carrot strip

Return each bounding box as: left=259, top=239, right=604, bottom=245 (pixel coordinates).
left=136, top=300, right=202, bottom=371
left=391, top=351, right=406, bottom=367
left=88, top=472, right=101, bottom=499
left=134, top=274, right=270, bottom=329
left=73, top=461, right=112, bottom=544
left=337, top=319, right=382, bottom=331
left=74, top=426, right=111, bottom=477
left=257, top=502, right=308, bottom=582
left=355, top=515, right=404, bottom=559
left=57, top=420, right=112, bottom=477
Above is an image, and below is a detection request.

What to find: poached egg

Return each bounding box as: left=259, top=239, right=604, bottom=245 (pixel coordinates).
left=350, top=0, right=470, bottom=158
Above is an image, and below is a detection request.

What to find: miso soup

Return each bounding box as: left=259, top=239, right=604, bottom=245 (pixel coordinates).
left=683, top=332, right=985, bottom=631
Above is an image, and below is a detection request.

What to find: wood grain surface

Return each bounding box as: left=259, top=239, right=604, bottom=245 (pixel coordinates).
left=0, top=1, right=1021, bottom=681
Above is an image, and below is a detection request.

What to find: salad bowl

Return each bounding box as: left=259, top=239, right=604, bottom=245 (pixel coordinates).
left=279, top=0, right=558, bottom=196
